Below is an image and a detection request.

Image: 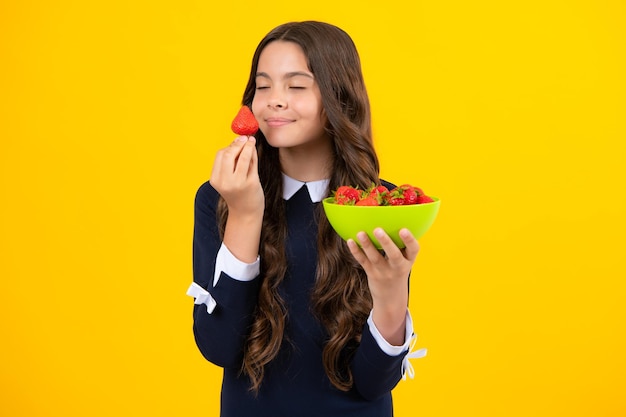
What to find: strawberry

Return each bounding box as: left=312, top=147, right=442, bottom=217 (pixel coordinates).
left=363, top=184, right=389, bottom=205
left=387, top=187, right=406, bottom=205
left=416, top=194, right=434, bottom=204
left=387, top=195, right=405, bottom=205
left=329, top=183, right=433, bottom=206
left=231, top=105, right=259, bottom=136
left=401, top=187, right=419, bottom=205
left=355, top=195, right=379, bottom=206
left=333, top=185, right=360, bottom=205
left=389, top=184, right=423, bottom=205
left=368, top=184, right=389, bottom=198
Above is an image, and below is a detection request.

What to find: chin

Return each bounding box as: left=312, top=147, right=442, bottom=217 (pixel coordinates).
left=264, top=130, right=329, bottom=150
left=263, top=132, right=298, bottom=148
left=265, top=138, right=298, bottom=149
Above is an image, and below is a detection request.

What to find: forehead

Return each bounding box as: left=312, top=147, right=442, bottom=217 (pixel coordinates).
left=257, top=41, right=311, bottom=74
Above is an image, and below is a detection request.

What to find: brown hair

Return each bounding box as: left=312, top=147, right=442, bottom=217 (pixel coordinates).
left=219, top=21, right=380, bottom=392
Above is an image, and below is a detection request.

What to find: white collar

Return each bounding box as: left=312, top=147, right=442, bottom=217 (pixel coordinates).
left=282, top=173, right=330, bottom=203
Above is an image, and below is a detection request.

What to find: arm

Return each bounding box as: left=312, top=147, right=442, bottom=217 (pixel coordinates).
left=347, top=227, right=422, bottom=399
left=190, top=136, right=265, bottom=368
left=349, top=228, right=418, bottom=344
left=190, top=181, right=261, bottom=368
left=211, top=136, right=264, bottom=263
left=350, top=309, right=419, bottom=400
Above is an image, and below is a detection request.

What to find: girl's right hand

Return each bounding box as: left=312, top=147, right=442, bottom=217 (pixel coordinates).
left=210, top=136, right=264, bottom=218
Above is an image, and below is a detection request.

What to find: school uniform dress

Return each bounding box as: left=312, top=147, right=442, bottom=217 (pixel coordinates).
left=187, top=174, right=425, bottom=417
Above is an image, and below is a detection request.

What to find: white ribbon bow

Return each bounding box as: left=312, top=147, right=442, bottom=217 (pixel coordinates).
left=401, top=334, right=428, bottom=380
left=186, top=282, right=217, bottom=314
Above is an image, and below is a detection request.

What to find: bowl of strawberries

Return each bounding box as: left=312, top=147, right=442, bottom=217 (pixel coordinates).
left=322, top=183, right=440, bottom=249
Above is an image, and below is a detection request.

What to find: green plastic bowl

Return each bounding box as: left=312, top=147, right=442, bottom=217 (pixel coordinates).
left=322, top=197, right=441, bottom=249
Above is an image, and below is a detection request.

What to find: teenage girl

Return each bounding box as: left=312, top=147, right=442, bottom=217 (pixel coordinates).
left=187, top=20, right=425, bottom=417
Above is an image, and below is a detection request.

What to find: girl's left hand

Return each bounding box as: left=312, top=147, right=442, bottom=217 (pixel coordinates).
left=347, top=228, right=420, bottom=345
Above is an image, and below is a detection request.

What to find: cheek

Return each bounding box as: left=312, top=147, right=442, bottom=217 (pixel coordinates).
left=318, top=104, right=327, bottom=123
left=298, top=96, right=323, bottom=119
left=251, top=98, right=262, bottom=116
left=251, top=90, right=268, bottom=114
left=313, top=103, right=327, bottom=127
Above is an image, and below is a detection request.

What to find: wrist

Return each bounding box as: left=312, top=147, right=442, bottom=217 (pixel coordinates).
left=371, top=304, right=408, bottom=346
left=226, top=203, right=264, bottom=220
left=223, top=211, right=263, bottom=264
left=369, top=285, right=408, bottom=315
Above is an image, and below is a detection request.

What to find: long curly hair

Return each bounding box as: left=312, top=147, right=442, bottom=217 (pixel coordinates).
left=218, top=21, right=380, bottom=393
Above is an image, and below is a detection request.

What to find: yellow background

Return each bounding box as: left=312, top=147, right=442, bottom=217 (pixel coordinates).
left=1, top=0, right=625, bottom=416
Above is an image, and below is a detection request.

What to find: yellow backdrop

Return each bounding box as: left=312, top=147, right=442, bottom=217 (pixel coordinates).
left=1, top=1, right=625, bottom=416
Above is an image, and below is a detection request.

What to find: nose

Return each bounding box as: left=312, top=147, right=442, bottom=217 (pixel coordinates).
left=267, top=91, right=286, bottom=109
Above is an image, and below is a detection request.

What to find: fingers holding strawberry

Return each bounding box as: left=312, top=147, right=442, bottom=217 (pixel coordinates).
left=207, top=106, right=264, bottom=264
left=211, top=136, right=264, bottom=216
left=209, top=105, right=263, bottom=214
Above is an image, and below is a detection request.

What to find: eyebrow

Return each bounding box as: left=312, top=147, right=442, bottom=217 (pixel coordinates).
left=256, top=71, right=314, bottom=80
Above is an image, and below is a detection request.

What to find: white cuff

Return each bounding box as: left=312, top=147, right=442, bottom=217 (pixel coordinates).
left=186, top=282, right=217, bottom=314
left=366, top=309, right=427, bottom=380
left=214, top=243, right=261, bottom=286
left=367, top=309, right=414, bottom=356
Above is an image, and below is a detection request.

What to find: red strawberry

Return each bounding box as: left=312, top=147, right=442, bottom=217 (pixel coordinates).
left=355, top=195, right=379, bottom=206
left=368, top=185, right=389, bottom=198
left=387, top=195, right=405, bottom=205
left=416, top=194, right=434, bottom=204
left=402, top=187, right=419, bottom=205
left=231, top=105, right=259, bottom=136
left=365, top=185, right=390, bottom=205
left=330, top=183, right=433, bottom=206
left=333, top=185, right=360, bottom=205
left=389, top=184, right=423, bottom=205
left=408, top=185, right=425, bottom=197
left=388, top=187, right=406, bottom=205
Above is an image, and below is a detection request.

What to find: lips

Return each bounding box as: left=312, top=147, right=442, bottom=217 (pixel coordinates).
left=265, top=118, right=293, bottom=127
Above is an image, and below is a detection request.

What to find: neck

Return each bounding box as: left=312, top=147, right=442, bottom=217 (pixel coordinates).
left=279, top=139, right=332, bottom=182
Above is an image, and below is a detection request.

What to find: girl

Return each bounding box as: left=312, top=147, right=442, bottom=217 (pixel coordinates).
left=187, top=21, right=425, bottom=417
